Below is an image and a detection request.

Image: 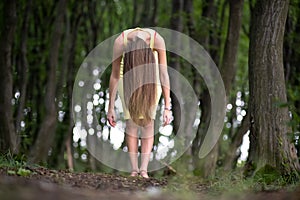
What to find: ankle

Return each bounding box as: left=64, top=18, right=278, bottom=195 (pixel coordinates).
left=132, top=168, right=139, bottom=172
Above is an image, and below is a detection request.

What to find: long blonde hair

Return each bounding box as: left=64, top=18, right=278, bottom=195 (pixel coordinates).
left=123, top=37, right=157, bottom=126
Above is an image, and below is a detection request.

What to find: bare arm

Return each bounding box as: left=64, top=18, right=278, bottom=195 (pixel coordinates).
left=154, top=33, right=171, bottom=125
left=107, top=35, right=123, bottom=127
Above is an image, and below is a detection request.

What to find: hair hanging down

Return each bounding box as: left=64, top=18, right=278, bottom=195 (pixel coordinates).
left=123, top=37, right=157, bottom=126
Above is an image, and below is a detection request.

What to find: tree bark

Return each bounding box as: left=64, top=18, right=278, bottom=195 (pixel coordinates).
left=0, top=0, right=17, bottom=154
left=30, top=0, right=67, bottom=163
left=247, top=0, right=300, bottom=178
left=207, top=0, right=222, bottom=66
left=50, top=1, right=72, bottom=167
left=192, top=89, right=214, bottom=177
left=26, top=2, right=48, bottom=150
left=188, top=0, right=220, bottom=178
left=169, top=0, right=184, bottom=135
left=64, top=1, right=83, bottom=170
left=220, top=0, right=246, bottom=171
left=15, top=0, right=32, bottom=150
left=221, top=0, right=244, bottom=95
left=224, top=113, right=250, bottom=171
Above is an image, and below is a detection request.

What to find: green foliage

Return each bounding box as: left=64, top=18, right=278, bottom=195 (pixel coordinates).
left=0, top=152, right=33, bottom=177
left=163, top=176, right=200, bottom=200
left=208, top=171, right=255, bottom=196
left=0, top=152, right=27, bottom=168
left=7, top=170, right=17, bottom=175
left=6, top=167, right=32, bottom=177
left=16, top=168, right=32, bottom=177
left=162, top=168, right=299, bottom=199
left=207, top=169, right=299, bottom=196
left=253, top=164, right=282, bottom=185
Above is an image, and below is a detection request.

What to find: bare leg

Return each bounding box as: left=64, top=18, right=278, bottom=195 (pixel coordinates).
left=126, top=119, right=139, bottom=175
left=140, top=120, right=154, bottom=178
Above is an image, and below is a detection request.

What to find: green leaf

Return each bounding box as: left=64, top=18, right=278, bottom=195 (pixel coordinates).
left=17, top=168, right=31, bottom=177
left=7, top=170, right=16, bottom=175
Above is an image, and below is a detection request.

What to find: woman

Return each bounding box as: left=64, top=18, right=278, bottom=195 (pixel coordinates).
left=107, top=27, right=171, bottom=178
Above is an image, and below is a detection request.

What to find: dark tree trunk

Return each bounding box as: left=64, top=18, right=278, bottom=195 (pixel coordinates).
left=140, top=0, right=151, bottom=26
left=247, top=0, right=300, bottom=178
left=189, top=0, right=220, bottom=178
left=169, top=0, right=183, bottom=136
left=192, top=89, right=214, bottom=177
left=224, top=113, right=250, bottom=171
left=64, top=1, right=83, bottom=170
left=132, top=0, right=138, bottom=26
left=150, top=0, right=158, bottom=26
left=284, top=0, right=300, bottom=165
left=220, top=0, right=246, bottom=171
left=207, top=0, right=222, bottom=66
left=0, top=0, right=17, bottom=154
left=50, top=1, right=72, bottom=167
left=88, top=0, right=98, bottom=47
left=30, top=0, right=67, bottom=164
left=25, top=1, right=55, bottom=154
left=15, top=0, right=32, bottom=150
left=221, top=0, right=244, bottom=95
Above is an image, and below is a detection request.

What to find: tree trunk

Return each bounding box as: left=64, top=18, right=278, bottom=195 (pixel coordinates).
left=169, top=0, right=184, bottom=135
left=140, top=0, right=151, bottom=26
left=207, top=0, right=222, bottom=66
left=150, top=0, right=158, bottom=26
left=23, top=2, right=48, bottom=148
left=15, top=0, right=32, bottom=150
left=189, top=0, right=220, bottom=178
left=284, top=1, right=300, bottom=162
left=221, top=0, right=244, bottom=95
left=0, top=0, right=17, bottom=154
left=49, top=2, right=72, bottom=168
left=192, top=89, right=214, bottom=177
left=220, top=0, right=246, bottom=171
left=64, top=1, right=83, bottom=170
left=30, top=0, right=67, bottom=164
left=132, top=0, right=138, bottom=26
left=247, top=0, right=300, bottom=179
left=88, top=0, right=98, bottom=47
left=224, top=113, right=250, bottom=171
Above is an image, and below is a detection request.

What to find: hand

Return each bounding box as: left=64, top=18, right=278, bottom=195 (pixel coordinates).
left=163, top=109, right=172, bottom=126
left=107, top=109, right=116, bottom=127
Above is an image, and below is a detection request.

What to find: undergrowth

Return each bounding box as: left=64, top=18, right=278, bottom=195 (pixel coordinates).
left=0, top=152, right=32, bottom=177
left=163, top=167, right=300, bottom=199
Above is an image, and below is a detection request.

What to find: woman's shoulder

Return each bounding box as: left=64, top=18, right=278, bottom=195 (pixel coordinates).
left=113, top=34, right=124, bottom=52
left=153, top=32, right=165, bottom=50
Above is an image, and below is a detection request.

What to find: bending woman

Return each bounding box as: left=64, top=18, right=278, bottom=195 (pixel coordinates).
left=107, top=28, right=171, bottom=178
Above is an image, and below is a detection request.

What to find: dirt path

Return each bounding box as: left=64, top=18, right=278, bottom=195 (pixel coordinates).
left=0, top=167, right=299, bottom=200
left=0, top=167, right=176, bottom=200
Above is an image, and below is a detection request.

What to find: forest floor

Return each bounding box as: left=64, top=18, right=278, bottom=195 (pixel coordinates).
left=0, top=166, right=300, bottom=200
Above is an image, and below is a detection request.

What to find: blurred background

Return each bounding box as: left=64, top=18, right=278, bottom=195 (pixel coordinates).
left=0, top=0, right=299, bottom=179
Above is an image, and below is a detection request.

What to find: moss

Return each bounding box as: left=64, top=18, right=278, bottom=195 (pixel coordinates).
left=253, top=164, right=282, bottom=185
